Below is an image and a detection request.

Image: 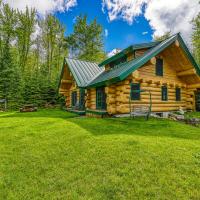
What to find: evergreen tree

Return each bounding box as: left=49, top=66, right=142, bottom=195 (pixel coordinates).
left=0, top=3, right=22, bottom=108
left=0, top=3, right=108, bottom=109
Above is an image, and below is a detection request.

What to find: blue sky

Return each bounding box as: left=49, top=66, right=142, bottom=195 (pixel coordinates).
left=55, top=0, right=153, bottom=53
left=4, top=0, right=200, bottom=54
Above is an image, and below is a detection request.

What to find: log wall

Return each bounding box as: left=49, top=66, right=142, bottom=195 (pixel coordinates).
left=86, top=88, right=96, bottom=110
left=104, top=51, right=199, bottom=114
left=104, top=74, right=195, bottom=114
left=60, top=43, right=200, bottom=114
left=135, top=49, right=148, bottom=58
left=59, top=65, right=80, bottom=107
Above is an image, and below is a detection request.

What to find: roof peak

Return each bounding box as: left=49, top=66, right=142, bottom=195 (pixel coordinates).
left=65, top=57, right=98, bottom=64
left=88, top=33, right=200, bottom=88
left=99, top=33, right=180, bottom=67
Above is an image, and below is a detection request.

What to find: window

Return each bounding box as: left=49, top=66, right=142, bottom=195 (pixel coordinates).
left=161, top=86, right=168, bottom=101
left=79, top=89, right=85, bottom=110
left=156, top=58, right=163, bottom=76
left=109, top=55, right=127, bottom=68
left=71, top=91, right=77, bottom=107
left=130, top=83, right=140, bottom=100
left=196, top=90, right=200, bottom=111
left=96, top=87, right=107, bottom=110
left=176, top=87, right=181, bottom=101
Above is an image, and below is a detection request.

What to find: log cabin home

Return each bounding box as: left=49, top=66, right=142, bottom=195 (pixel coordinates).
left=58, top=33, right=200, bottom=117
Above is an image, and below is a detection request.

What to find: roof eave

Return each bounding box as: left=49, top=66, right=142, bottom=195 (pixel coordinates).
left=65, top=58, right=83, bottom=87
left=86, top=77, right=121, bottom=88
left=57, top=58, right=66, bottom=94
left=177, top=34, right=200, bottom=76
left=98, top=41, right=161, bottom=67
left=98, top=46, right=136, bottom=67
left=119, top=35, right=179, bottom=81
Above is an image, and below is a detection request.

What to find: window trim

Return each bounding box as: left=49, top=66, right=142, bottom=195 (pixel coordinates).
left=79, top=88, right=85, bottom=110
left=71, top=91, right=77, bottom=107
left=96, top=87, right=107, bottom=110
left=161, top=86, right=168, bottom=101
left=109, top=55, right=127, bottom=69
left=175, top=87, right=181, bottom=101
left=130, top=83, right=141, bottom=101
left=156, top=58, right=163, bottom=76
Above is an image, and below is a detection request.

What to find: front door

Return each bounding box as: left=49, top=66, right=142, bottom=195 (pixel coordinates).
left=195, top=90, right=200, bottom=111
left=96, top=87, right=107, bottom=110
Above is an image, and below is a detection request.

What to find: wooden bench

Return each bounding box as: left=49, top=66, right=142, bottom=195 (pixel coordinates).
left=130, top=106, right=150, bottom=120
left=20, top=105, right=37, bottom=112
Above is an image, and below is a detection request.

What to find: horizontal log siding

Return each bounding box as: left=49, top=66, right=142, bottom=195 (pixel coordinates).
left=106, top=54, right=197, bottom=114
left=86, top=88, right=96, bottom=110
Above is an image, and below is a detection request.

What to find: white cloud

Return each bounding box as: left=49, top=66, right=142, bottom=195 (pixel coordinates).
left=105, top=29, right=109, bottom=37
left=3, top=0, right=77, bottom=15
left=72, top=16, right=77, bottom=23
left=142, top=31, right=148, bottom=35
left=31, top=23, right=41, bottom=41
left=102, top=0, right=147, bottom=24
left=145, top=0, right=199, bottom=44
left=65, top=0, right=77, bottom=10
left=102, top=0, right=200, bottom=43
left=107, top=48, right=121, bottom=57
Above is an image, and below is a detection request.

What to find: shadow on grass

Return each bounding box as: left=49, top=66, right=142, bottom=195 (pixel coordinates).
left=68, top=117, right=200, bottom=141
left=1, top=109, right=200, bottom=141
left=0, top=109, right=78, bottom=120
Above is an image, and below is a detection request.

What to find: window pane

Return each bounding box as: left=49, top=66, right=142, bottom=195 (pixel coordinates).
left=110, top=55, right=127, bottom=68
left=176, top=88, right=181, bottom=101
left=79, top=89, right=85, bottom=109
left=156, top=58, right=163, bottom=76
left=71, top=91, right=77, bottom=106
left=162, top=86, right=168, bottom=101
left=131, top=83, right=140, bottom=100
left=96, top=87, right=106, bottom=110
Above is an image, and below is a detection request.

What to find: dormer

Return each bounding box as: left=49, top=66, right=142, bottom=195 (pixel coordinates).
left=99, top=41, right=160, bottom=71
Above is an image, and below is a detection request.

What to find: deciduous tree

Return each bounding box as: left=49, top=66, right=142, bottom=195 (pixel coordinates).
left=66, top=15, right=106, bottom=62
left=192, top=13, right=200, bottom=65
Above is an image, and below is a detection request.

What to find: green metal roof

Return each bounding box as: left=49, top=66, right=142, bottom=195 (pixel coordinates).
left=87, top=33, right=200, bottom=88
left=59, top=58, right=104, bottom=88
left=58, top=33, right=200, bottom=91
left=98, top=41, right=160, bottom=67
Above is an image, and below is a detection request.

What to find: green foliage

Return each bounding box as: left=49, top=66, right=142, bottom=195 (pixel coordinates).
left=192, top=13, right=200, bottom=65
left=185, top=111, right=200, bottom=119
left=0, top=3, right=22, bottom=109
left=40, top=14, right=67, bottom=80
left=66, top=15, right=106, bottom=62
left=16, top=7, right=36, bottom=73
left=0, top=3, right=107, bottom=110
left=154, top=31, right=171, bottom=41
left=1, top=109, right=200, bottom=199
left=0, top=2, right=66, bottom=109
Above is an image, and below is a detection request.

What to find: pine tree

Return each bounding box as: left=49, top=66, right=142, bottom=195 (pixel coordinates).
left=0, top=3, right=22, bottom=109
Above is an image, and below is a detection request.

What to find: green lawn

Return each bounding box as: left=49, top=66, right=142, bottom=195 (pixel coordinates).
left=185, top=111, right=200, bottom=119
left=1, top=109, right=200, bottom=200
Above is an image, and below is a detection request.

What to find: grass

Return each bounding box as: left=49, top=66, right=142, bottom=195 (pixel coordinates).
left=0, top=109, right=200, bottom=199
left=185, top=111, right=200, bottom=119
